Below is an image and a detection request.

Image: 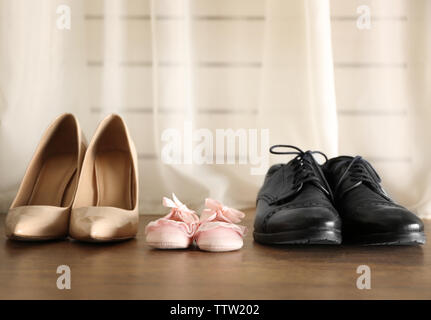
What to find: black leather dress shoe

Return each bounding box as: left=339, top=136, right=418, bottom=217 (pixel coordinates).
left=254, top=145, right=341, bottom=245
left=323, top=156, right=426, bottom=245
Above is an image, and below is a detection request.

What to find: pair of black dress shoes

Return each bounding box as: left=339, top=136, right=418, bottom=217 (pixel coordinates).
left=254, top=145, right=426, bottom=245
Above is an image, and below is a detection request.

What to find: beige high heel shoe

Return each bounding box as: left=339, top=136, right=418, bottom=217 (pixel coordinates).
left=69, top=114, right=139, bottom=242
left=6, top=113, right=86, bottom=240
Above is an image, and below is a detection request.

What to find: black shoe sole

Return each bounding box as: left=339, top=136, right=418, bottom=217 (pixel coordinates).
left=253, top=228, right=342, bottom=245
left=344, top=231, right=426, bottom=246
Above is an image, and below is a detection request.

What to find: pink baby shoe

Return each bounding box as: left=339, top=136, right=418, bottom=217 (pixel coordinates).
left=194, top=198, right=246, bottom=252
left=145, top=194, right=199, bottom=249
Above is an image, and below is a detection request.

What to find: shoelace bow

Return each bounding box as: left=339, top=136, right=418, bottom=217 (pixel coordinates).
left=333, top=156, right=389, bottom=199
left=270, top=145, right=333, bottom=201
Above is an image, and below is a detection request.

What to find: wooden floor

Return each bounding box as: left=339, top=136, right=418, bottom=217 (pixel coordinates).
left=0, top=210, right=430, bottom=300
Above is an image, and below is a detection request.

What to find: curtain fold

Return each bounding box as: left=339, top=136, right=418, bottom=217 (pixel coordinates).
left=406, top=0, right=431, bottom=217
left=258, top=0, right=337, bottom=155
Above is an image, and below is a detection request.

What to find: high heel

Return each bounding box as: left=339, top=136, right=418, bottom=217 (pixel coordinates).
left=69, top=114, right=139, bottom=242
left=6, top=113, right=86, bottom=240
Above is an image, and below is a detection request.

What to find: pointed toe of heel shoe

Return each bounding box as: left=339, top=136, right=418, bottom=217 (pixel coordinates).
left=6, top=206, right=71, bottom=241
left=5, top=113, right=86, bottom=241
left=69, top=207, right=139, bottom=242
left=69, top=114, right=139, bottom=242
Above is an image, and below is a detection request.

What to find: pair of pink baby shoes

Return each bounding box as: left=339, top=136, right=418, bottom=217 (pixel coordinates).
left=145, top=194, right=246, bottom=252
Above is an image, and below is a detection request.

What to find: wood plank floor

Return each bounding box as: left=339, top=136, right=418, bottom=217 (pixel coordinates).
left=0, top=211, right=430, bottom=300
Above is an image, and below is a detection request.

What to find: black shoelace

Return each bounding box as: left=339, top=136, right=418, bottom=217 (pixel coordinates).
left=333, top=156, right=389, bottom=199
left=270, top=145, right=333, bottom=201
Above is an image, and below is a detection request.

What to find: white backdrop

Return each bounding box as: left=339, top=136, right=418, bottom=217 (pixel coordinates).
left=0, top=0, right=430, bottom=217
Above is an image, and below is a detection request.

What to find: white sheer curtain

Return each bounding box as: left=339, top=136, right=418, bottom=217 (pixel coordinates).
left=0, top=0, right=430, bottom=218
left=0, top=0, right=89, bottom=212
left=407, top=1, right=431, bottom=216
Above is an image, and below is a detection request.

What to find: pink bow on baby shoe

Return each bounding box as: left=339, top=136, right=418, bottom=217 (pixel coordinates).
left=201, top=198, right=246, bottom=225
left=161, top=194, right=199, bottom=227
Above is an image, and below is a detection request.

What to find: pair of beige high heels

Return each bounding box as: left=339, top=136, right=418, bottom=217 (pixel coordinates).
left=5, top=113, right=139, bottom=242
